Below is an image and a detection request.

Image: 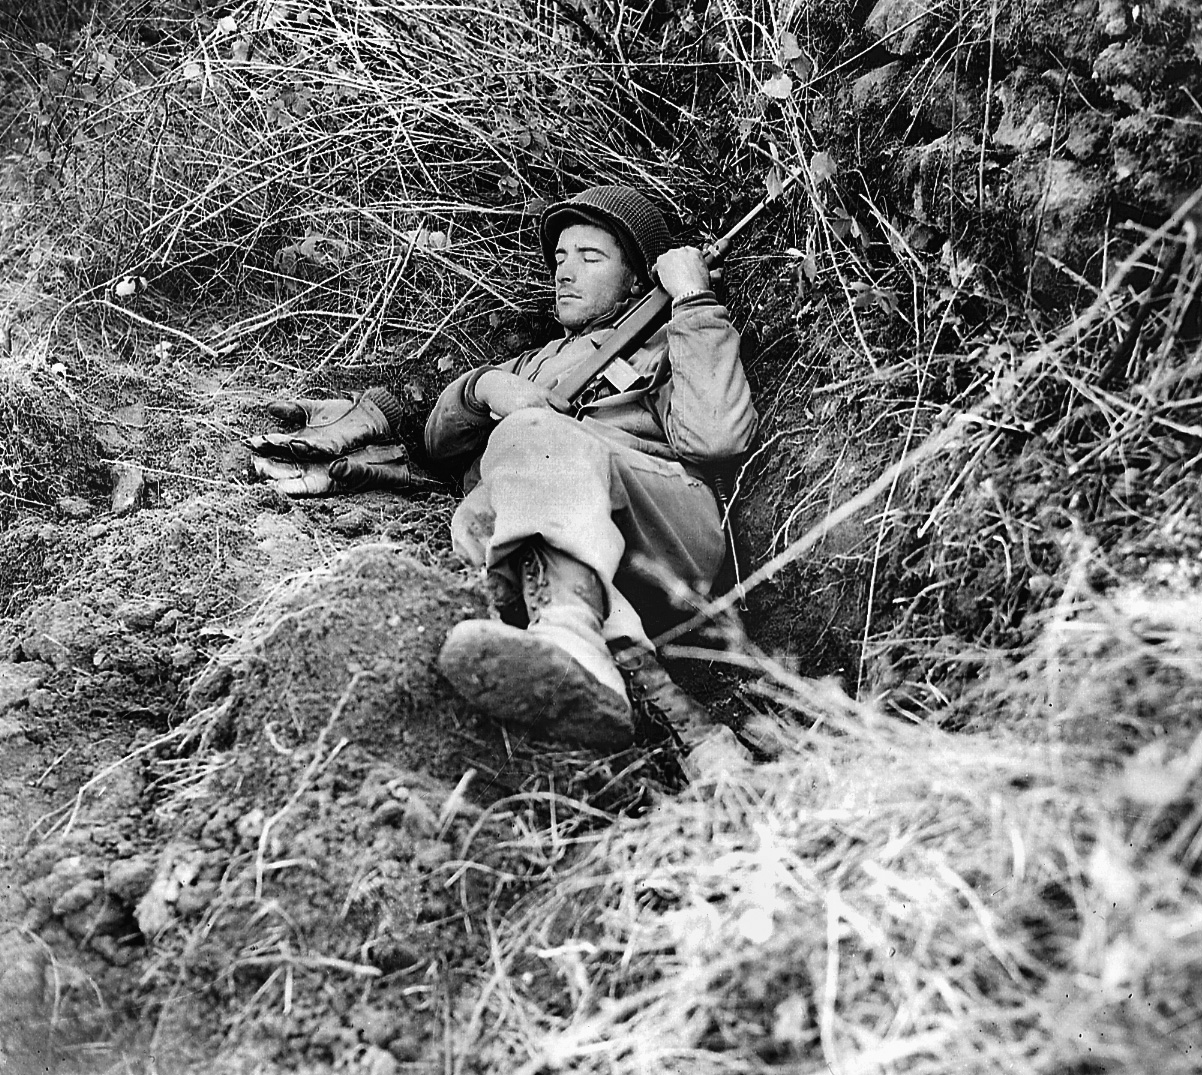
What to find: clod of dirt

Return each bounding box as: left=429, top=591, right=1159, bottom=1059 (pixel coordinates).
left=0, top=660, right=50, bottom=710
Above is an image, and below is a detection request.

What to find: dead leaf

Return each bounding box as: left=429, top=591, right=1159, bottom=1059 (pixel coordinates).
left=790, top=53, right=814, bottom=81
left=761, top=73, right=793, bottom=100
left=765, top=168, right=784, bottom=201
left=779, top=32, right=803, bottom=62
left=779, top=32, right=812, bottom=81
left=810, top=150, right=838, bottom=184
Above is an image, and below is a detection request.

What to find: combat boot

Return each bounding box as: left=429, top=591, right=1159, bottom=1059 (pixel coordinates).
left=609, top=641, right=716, bottom=749
left=610, top=642, right=754, bottom=779
left=438, top=542, right=634, bottom=748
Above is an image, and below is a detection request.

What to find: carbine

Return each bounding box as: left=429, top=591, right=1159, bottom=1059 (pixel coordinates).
left=559, top=168, right=803, bottom=609
left=557, top=167, right=803, bottom=405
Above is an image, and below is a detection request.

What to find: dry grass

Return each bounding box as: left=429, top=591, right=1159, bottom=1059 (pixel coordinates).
left=7, top=0, right=763, bottom=384
left=462, top=621, right=1202, bottom=1074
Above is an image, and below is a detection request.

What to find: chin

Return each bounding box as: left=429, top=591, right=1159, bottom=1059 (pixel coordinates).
left=557, top=306, right=587, bottom=330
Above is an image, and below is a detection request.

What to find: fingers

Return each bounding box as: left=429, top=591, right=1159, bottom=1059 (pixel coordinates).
left=264, top=397, right=357, bottom=432
left=243, top=431, right=294, bottom=456
left=328, top=456, right=445, bottom=493
left=243, top=432, right=328, bottom=459
left=249, top=455, right=336, bottom=496
left=265, top=399, right=308, bottom=426
left=654, top=250, right=710, bottom=299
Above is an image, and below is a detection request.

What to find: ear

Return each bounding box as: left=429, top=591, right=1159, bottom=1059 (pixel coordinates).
left=630, top=280, right=645, bottom=296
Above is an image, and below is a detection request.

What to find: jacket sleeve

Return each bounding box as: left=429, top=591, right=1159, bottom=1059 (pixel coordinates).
left=652, top=293, right=758, bottom=463
left=424, top=356, right=523, bottom=461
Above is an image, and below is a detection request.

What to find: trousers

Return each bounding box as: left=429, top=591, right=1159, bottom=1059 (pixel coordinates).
left=450, top=410, right=725, bottom=646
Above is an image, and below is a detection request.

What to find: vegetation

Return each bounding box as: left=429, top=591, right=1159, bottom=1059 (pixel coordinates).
left=1, top=0, right=1200, bottom=1072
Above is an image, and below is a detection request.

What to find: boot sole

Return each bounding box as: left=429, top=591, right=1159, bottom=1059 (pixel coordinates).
left=438, top=621, right=634, bottom=749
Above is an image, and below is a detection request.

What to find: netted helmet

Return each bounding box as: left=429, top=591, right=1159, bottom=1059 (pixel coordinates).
left=540, top=185, right=671, bottom=282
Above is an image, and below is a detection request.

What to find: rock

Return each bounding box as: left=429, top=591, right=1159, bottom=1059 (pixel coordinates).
left=20, top=600, right=103, bottom=670
left=372, top=800, right=407, bottom=827
left=86, top=522, right=109, bottom=539
left=62, top=897, right=127, bottom=940
left=25, top=688, right=54, bottom=715
left=0, top=929, right=49, bottom=1050
left=22, top=854, right=105, bottom=920
left=175, top=881, right=216, bottom=918
left=156, top=608, right=185, bottom=633
left=330, top=508, right=373, bottom=536
left=236, top=807, right=266, bottom=846
left=1093, top=40, right=1166, bottom=99
left=1096, top=0, right=1130, bottom=39
left=899, top=134, right=981, bottom=224
left=135, top=876, right=176, bottom=937
left=993, top=70, right=1056, bottom=153
left=94, top=402, right=144, bottom=456
left=864, top=0, right=940, bottom=55
left=0, top=661, right=51, bottom=711
left=105, top=853, right=158, bottom=902
left=1065, top=112, right=1112, bottom=161
left=351, top=1006, right=403, bottom=1047
left=91, top=934, right=135, bottom=966
left=111, top=462, right=145, bottom=515
left=916, top=68, right=983, bottom=135
left=56, top=495, right=92, bottom=519
left=850, top=62, right=905, bottom=112
left=1111, top=112, right=1202, bottom=215
left=170, top=642, right=199, bottom=669
left=52, top=878, right=103, bottom=916
left=413, top=840, right=451, bottom=871
left=359, top=1045, right=400, bottom=1075
left=1012, top=158, right=1107, bottom=288
left=115, top=597, right=171, bottom=630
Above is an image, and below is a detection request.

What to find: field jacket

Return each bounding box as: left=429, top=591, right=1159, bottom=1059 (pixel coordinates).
left=424, top=292, right=758, bottom=489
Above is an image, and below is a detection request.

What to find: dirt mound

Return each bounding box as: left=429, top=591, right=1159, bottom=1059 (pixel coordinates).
left=5, top=543, right=506, bottom=1069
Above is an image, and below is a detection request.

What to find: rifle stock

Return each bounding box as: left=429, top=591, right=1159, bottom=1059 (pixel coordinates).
left=555, top=287, right=673, bottom=402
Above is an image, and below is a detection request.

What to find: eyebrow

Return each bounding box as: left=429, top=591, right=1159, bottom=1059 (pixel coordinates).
left=556, top=242, right=612, bottom=256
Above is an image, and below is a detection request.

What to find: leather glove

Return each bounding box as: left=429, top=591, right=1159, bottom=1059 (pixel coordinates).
left=245, top=387, right=404, bottom=461
left=328, top=446, right=444, bottom=493
left=251, top=445, right=444, bottom=497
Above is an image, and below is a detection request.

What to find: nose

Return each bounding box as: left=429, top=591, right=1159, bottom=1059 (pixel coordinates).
left=555, top=254, right=576, bottom=284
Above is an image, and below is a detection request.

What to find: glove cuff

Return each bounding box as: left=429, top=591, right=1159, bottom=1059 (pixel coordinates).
left=361, top=387, right=405, bottom=437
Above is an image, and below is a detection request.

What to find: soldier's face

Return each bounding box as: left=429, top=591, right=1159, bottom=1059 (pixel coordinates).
left=553, top=223, right=637, bottom=330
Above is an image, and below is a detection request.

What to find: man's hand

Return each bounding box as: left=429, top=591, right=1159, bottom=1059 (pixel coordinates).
left=654, top=246, right=711, bottom=300
left=475, top=370, right=572, bottom=418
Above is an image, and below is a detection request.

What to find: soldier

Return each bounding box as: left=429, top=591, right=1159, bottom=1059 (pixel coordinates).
left=424, top=185, right=757, bottom=750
